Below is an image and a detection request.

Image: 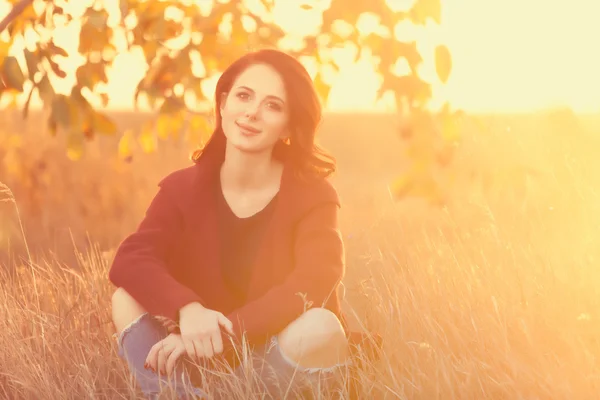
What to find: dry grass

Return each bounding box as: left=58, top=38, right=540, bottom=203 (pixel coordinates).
left=1, top=109, right=600, bottom=399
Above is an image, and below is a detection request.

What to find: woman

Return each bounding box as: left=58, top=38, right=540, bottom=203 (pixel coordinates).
left=109, top=49, right=354, bottom=399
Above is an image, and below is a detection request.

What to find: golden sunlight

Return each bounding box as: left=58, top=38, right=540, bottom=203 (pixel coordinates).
left=1, top=0, right=599, bottom=112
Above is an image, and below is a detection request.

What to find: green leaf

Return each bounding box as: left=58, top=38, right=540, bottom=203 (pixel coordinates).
left=2, top=56, right=25, bottom=92
left=435, top=45, right=452, bottom=83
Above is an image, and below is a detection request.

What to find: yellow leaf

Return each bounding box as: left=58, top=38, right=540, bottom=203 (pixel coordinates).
left=92, top=111, right=117, bottom=135
left=48, top=41, right=69, bottom=58
left=232, top=18, right=246, bottom=47
left=0, top=38, right=11, bottom=61
left=156, top=114, right=171, bottom=140
left=363, top=34, right=384, bottom=54
left=410, top=0, right=441, bottom=25
left=434, top=45, right=452, bottom=84
left=100, top=93, right=109, bottom=107
left=51, top=94, right=72, bottom=129
left=388, top=174, right=413, bottom=200
left=314, top=72, right=330, bottom=103
left=170, top=113, right=185, bottom=140
left=38, top=75, right=55, bottom=107
left=441, top=113, right=460, bottom=142
left=142, top=41, right=159, bottom=64
left=118, top=130, right=135, bottom=162
left=436, top=144, right=454, bottom=167
left=187, top=114, right=213, bottom=146
left=2, top=56, right=25, bottom=92
left=85, top=8, right=109, bottom=29
left=23, top=49, right=38, bottom=78
left=48, top=117, right=57, bottom=136
left=160, top=97, right=185, bottom=114
left=138, top=125, right=157, bottom=153
left=66, top=132, right=84, bottom=161
left=203, top=55, right=219, bottom=74
left=190, top=114, right=211, bottom=133
left=391, top=171, right=444, bottom=205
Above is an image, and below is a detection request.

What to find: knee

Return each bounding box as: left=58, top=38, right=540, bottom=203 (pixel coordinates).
left=301, top=307, right=346, bottom=338
left=277, top=308, right=348, bottom=366
left=111, top=287, right=136, bottom=309
left=278, top=307, right=346, bottom=350
left=111, top=288, right=146, bottom=332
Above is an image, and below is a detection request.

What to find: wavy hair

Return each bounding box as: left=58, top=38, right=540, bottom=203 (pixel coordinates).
left=191, top=49, right=336, bottom=179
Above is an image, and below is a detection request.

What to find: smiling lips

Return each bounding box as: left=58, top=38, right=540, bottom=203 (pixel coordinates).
left=236, top=121, right=261, bottom=136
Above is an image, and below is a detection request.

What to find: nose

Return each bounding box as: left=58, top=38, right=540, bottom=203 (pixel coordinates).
left=244, top=101, right=260, bottom=120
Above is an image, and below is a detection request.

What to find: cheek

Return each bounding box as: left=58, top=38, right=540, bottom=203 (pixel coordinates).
left=263, top=112, right=289, bottom=135
left=221, top=103, right=243, bottom=120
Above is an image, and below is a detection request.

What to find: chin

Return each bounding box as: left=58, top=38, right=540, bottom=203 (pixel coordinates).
left=228, top=139, right=272, bottom=154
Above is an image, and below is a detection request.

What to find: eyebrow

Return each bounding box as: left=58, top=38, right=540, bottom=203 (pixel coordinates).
left=235, top=85, right=286, bottom=104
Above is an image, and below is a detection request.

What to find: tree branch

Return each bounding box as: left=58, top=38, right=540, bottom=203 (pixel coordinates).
left=0, top=0, right=34, bottom=34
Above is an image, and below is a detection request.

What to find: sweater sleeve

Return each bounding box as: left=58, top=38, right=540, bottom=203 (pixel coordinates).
left=108, top=183, right=203, bottom=322
left=226, top=201, right=345, bottom=345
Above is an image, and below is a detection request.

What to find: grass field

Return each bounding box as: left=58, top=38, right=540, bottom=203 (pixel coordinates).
left=1, top=109, right=600, bottom=399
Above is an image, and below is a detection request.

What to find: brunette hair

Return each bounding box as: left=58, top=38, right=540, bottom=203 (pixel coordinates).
left=191, top=48, right=336, bottom=179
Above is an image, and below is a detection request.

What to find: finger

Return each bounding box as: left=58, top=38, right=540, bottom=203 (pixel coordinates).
left=218, top=314, right=235, bottom=336
left=201, top=337, right=214, bottom=359
left=194, top=339, right=207, bottom=360
left=157, top=342, right=174, bottom=375
left=146, top=342, right=160, bottom=371
left=183, top=338, right=197, bottom=363
left=212, top=330, right=224, bottom=355
left=166, top=347, right=185, bottom=377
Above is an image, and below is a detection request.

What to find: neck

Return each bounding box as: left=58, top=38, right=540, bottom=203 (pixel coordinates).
left=220, top=144, right=278, bottom=191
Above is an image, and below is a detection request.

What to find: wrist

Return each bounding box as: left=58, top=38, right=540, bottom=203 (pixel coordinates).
left=179, top=301, right=205, bottom=318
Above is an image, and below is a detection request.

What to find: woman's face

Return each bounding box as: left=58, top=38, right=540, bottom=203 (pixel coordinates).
left=220, top=63, right=290, bottom=154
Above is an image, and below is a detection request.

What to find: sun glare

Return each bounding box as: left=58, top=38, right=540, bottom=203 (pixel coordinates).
left=0, top=0, right=599, bottom=113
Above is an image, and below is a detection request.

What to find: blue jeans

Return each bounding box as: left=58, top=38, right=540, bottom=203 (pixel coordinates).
left=114, top=313, right=348, bottom=399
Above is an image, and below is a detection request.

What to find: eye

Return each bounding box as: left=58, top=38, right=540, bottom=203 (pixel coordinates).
left=267, top=101, right=283, bottom=111
left=236, top=92, right=250, bottom=100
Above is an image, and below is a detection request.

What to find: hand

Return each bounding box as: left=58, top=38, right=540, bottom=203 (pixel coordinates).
left=145, top=333, right=186, bottom=377
left=178, top=302, right=234, bottom=362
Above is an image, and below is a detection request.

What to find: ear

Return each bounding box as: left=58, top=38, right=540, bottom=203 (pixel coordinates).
left=279, top=130, right=290, bottom=142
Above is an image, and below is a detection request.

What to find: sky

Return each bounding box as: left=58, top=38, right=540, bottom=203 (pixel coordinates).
left=1, top=0, right=599, bottom=113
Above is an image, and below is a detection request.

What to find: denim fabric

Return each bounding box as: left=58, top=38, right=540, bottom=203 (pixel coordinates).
left=115, top=313, right=348, bottom=399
